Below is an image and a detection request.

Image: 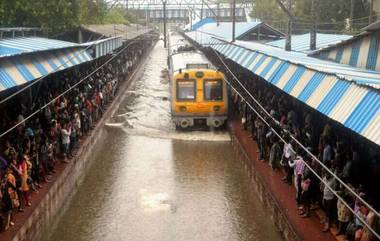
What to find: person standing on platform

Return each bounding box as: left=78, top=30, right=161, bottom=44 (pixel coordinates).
left=17, top=154, right=31, bottom=207
left=61, top=123, right=72, bottom=163
left=281, top=137, right=295, bottom=185
left=321, top=171, right=337, bottom=232
left=289, top=155, right=305, bottom=206
left=269, top=136, right=281, bottom=170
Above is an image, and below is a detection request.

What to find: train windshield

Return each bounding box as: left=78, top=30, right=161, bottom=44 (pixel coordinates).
left=204, top=79, right=223, bottom=101
left=177, top=80, right=195, bottom=101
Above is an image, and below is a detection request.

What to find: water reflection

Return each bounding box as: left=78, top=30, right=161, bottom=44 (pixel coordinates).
left=43, top=41, right=282, bottom=241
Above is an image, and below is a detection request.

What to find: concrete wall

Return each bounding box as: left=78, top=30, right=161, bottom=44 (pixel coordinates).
left=230, top=135, right=299, bottom=241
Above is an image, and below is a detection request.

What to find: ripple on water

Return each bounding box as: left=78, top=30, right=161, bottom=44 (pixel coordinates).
left=103, top=50, right=231, bottom=142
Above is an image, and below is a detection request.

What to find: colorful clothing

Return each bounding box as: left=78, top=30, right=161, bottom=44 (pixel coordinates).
left=337, top=199, right=351, bottom=222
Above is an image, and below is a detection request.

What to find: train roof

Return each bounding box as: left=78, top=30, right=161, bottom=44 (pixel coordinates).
left=168, top=31, right=195, bottom=55
left=171, top=52, right=214, bottom=73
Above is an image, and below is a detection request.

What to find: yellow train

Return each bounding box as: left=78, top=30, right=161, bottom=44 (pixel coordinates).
left=168, top=32, right=228, bottom=129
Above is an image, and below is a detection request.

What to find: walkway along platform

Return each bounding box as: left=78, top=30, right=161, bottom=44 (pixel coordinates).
left=0, top=42, right=156, bottom=241
left=229, top=120, right=338, bottom=241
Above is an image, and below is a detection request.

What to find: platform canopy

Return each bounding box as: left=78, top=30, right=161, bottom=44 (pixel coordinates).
left=81, top=24, right=153, bottom=41
left=79, top=36, right=123, bottom=58
left=191, top=18, right=216, bottom=31
left=266, top=33, right=352, bottom=54
left=210, top=37, right=380, bottom=145
left=0, top=37, right=93, bottom=92
left=186, top=31, right=380, bottom=145
left=185, top=21, right=285, bottom=46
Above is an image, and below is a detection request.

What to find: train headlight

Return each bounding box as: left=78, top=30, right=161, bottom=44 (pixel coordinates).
left=213, top=105, right=220, bottom=112
left=180, top=106, right=187, bottom=112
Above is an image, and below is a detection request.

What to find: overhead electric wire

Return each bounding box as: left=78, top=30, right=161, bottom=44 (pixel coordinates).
left=211, top=47, right=380, bottom=239
left=0, top=38, right=142, bottom=139
left=0, top=33, right=109, bottom=106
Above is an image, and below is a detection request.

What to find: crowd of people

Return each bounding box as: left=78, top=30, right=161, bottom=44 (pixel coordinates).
left=215, top=56, right=380, bottom=241
left=0, top=40, right=150, bottom=231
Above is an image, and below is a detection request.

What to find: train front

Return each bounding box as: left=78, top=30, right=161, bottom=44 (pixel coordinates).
left=170, top=52, right=228, bottom=129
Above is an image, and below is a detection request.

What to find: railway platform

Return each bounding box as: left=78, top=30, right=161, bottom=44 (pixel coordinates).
left=230, top=119, right=342, bottom=241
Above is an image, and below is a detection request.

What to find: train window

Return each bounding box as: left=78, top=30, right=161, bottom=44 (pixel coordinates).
left=204, top=79, right=223, bottom=101
left=177, top=80, right=196, bottom=101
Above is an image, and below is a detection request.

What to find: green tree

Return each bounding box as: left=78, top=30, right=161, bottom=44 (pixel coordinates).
left=250, top=0, right=288, bottom=31
left=0, top=0, right=79, bottom=33
left=0, top=0, right=132, bottom=34
left=250, top=0, right=371, bottom=33
left=104, top=7, right=130, bottom=24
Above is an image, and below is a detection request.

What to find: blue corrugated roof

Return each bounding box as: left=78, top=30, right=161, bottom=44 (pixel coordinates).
left=191, top=17, right=216, bottom=31
left=204, top=37, right=380, bottom=145
left=193, top=21, right=263, bottom=40
left=266, top=33, right=352, bottom=53
left=234, top=40, right=380, bottom=89
left=0, top=37, right=78, bottom=58
left=79, top=36, right=123, bottom=58
left=0, top=48, right=93, bottom=92
left=0, top=37, right=93, bottom=92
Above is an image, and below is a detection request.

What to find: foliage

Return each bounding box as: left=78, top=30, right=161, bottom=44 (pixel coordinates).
left=104, top=8, right=131, bottom=25
left=250, top=0, right=371, bottom=33
left=0, top=0, right=132, bottom=34
left=250, top=0, right=288, bottom=23
left=0, top=0, right=79, bottom=33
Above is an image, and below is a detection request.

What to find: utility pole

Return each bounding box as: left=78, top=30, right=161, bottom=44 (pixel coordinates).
left=275, top=0, right=295, bottom=51
left=232, top=0, right=236, bottom=42
left=285, top=0, right=292, bottom=51
left=200, top=0, right=220, bottom=26
left=310, top=0, right=316, bottom=50
left=217, top=2, right=220, bottom=26
left=190, top=9, right=193, bottom=30
left=163, top=0, right=167, bottom=48
left=201, top=0, right=204, bottom=20
left=350, top=0, right=354, bottom=31
left=369, top=0, right=374, bottom=24
left=136, top=5, right=139, bottom=30
left=126, top=0, right=129, bottom=40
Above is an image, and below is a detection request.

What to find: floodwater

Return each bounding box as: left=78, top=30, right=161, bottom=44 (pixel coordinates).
left=43, top=41, right=282, bottom=241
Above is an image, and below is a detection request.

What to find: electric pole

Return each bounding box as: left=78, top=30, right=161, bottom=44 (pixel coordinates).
left=369, top=0, right=374, bottom=24
left=190, top=9, right=193, bottom=30
left=275, top=0, right=295, bottom=51
left=217, top=2, right=220, bottom=26
left=285, top=0, right=292, bottom=51
left=232, top=0, right=236, bottom=42
left=201, top=0, right=204, bottom=20
left=310, top=0, right=316, bottom=50
left=350, top=0, right=354, bottom=31
left=163, top=0, right=167, bottom=48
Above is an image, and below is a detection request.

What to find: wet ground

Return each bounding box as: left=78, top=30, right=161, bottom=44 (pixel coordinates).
left=42, top=41, right=282, bottom=241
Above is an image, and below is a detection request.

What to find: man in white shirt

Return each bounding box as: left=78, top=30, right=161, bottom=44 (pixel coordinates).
left=281, top=141, right=296, bottom=185
left=61, top=123, right=72, bottom=163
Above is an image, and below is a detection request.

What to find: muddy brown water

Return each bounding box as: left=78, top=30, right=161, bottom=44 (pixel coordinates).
left=42, top=41, right=282, bottom=241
